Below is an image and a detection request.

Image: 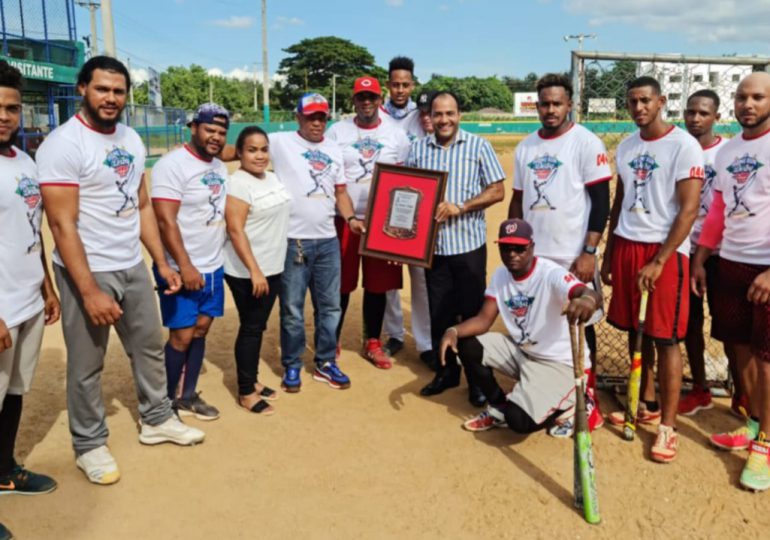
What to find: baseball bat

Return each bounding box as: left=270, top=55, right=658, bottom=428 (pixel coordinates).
left=569, top=321, right=601, bottom=524
left=623, top=290, right=649, bottom=441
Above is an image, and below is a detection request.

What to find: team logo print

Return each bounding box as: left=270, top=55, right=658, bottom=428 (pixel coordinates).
left=15, top=175, right=42, bottom=253
left=103, top=145, right=137, bottom=217
left=352, top=137, right=383, bottom=183
left=699, top=164, right=718, bottom=216
left=726, top=153, right=763, bottom=217
left=504, top=293, right=537, bottom=346
left=627, top=153, right=659, bottom=214
left=527, top=154, right=561, bottom=210
left=302, top=149, right=335, bottom=198
left=200, top=171, right=226, bottom=226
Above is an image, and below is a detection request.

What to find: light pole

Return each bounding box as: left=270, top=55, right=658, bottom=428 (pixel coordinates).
left=261, top=0, right=270, bottom=123
left=75, top=1, right=100, bottom=58
left=253, top=62, right=259, bottom=112
left=563, top=33, right=597, bottom=51
left=101, top=0, right=116, bottom=57
left=332, top=73, right=338, bottom=120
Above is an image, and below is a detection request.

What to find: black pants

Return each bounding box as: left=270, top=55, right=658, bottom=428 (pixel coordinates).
left=426, top=245, right=487, bottom=357
left=225, top=273, right=281, bottom=396
left=456, top=336, right=557, bottom=433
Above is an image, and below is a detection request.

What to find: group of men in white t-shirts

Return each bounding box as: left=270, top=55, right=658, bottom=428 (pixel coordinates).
left=2, top=55, right=770, bottom=540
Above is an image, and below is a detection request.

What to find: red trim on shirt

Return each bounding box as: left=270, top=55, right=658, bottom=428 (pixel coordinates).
left=537, top=122, right=575, bottom=140
left=0, top=147, right=17, bottom=158
left=485, top=294, right=497, bottom=301
left=39, top=182, right=78, bottom=187
left=567, top=282, right=583, bottom=298
left=585, top=175, right=613, bottom=187
left=640, top=124, right=675, bottom=142
left=742, top=126, right=770, bottom=141
left=184, top=144, right=212, bottom=163
left=75, top=113, right=116, bottom=135
left=151, top=197, right=181, bottom=203
left=354, top=118, right=382, bottom=130
left=513, top=257, right=537, bottom=282
left=701, top=135, right=723, bottom=150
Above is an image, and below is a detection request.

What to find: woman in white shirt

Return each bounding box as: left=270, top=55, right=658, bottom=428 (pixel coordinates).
left=224, top=126, right=292, bottom=415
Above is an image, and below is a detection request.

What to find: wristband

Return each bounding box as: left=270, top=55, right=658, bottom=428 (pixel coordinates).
left=347, top=215, right=357, bottom=224
left=582, top=244, right=598, bottom=255
left=446, top=326, right=459, bottom=336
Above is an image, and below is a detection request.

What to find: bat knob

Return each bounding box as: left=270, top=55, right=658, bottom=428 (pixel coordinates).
left=623, top=426, right=636, bottom=441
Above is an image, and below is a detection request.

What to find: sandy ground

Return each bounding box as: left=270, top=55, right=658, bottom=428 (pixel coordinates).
left=4, top=143, right=770, bottom=539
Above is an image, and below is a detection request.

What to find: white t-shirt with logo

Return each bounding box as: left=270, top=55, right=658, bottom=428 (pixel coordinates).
left=485, top=258, right=588, bottom=367
left=690, top=136, right=729, bottom=250
left=614, top=126, right=704, bottom=255
left=37, top=114, right=146, bottom=271
left=326, top=117, right=411, bottom=218
left=381, top=106, right=425, bottom=141
left=151, top=145, right=228, bottom=273
left=223, top=169, right=292, bottom=278
left=268, top=131, right=344, bottom=239
left=0, top=148, right=44, bottom=328
left=514, top=123, right=612, bottom=261
left=713, top=129, right=770, bottom=265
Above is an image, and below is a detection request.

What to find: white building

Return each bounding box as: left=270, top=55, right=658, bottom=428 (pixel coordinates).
left=638, top=61, right=752, bottom=121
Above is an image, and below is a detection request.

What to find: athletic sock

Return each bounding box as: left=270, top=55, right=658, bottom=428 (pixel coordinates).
left=0, top=394, right=22, bottom=476
left=164, top=342, right=187, bottom=400
left=643, top=399, right=660, bottom=412
left=181, top=337, right=206, bottom=400
left=748, top=417, right=760, bottom=439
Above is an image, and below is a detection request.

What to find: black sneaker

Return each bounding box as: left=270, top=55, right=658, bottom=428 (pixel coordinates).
left=175, top=392, right=220, bottom=421
left=0, top=464, right=57, bottom=496
left=0, top=522, right=13, bottom=540
left=383, top=338, right=404, bottom=356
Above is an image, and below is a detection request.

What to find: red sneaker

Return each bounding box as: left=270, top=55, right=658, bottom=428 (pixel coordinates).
left=361, top=338, right=392, bottom=369
left=608, top=405, right=661, bottom=426
left=678, top=386, right=713, bottom=416
left=651, top=424, right=679, bottom=463
left=462, top=408, right=507, bottom=432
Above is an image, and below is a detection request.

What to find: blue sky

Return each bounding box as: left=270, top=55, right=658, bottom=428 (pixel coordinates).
left=74, top=0, right=770, bottom=84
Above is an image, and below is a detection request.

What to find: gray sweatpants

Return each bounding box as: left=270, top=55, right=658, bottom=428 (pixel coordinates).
left=54, top=261, right=173, bottom=455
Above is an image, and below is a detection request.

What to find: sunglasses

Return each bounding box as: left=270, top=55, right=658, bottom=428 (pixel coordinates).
left=500, top=243, right=530, bottom=254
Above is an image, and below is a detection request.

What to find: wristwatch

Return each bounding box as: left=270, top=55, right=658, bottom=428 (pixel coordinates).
left=347, top=215, right=357, bottom=224
left=582, top=244, right=598, bottom=255
left=456, top=202, right=465, bottom=214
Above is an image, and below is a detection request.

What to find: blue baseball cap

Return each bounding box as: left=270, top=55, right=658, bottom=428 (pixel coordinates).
left=189, top=102, right=230, bottom=128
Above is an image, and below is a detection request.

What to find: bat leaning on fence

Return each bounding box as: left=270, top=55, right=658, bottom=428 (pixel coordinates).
left=569, top=321, right=600, bottom=525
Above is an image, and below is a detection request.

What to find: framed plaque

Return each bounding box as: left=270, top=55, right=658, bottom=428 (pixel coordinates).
left=359, top=163, right=447, bottom=268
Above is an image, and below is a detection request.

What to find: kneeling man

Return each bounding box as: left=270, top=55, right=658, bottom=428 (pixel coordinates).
left=440, top=219, right=601, bottom=434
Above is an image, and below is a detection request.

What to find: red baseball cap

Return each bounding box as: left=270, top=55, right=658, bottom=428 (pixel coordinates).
left=353, top=76, right=382, bottom=96
left=496, top=218, right=534, bottom=246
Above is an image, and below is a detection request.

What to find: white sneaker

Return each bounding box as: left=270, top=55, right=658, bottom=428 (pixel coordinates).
left=139, top=415, right=205, bottom=446
left=547, top=406, right=576, bottom=438
left=76, top=445, right=120, bottom=485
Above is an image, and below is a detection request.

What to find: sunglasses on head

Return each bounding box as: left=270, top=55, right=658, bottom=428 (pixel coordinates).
left=501, top=243, right=530, bottom=254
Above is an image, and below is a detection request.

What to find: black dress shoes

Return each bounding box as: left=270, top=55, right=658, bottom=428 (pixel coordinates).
left=468, top=385, right=488, bottom=408
left=420, top=367, right=461, bottom=396
left=419, top=350, right=439, bottom=372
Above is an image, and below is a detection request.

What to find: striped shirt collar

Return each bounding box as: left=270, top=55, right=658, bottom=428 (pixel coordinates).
left=426, top=128, right=468, bottom=149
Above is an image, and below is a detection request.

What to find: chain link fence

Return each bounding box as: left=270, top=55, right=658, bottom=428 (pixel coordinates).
left=1, top=0, right=78, bottom=66
left=569, top=51, right=770, bottom=389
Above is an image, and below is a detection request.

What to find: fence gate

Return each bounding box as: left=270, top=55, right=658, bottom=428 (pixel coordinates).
left=569, top=51, right=770, bottom=389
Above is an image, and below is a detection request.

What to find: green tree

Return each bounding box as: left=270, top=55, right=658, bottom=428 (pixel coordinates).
left=277, top=36, right=385, bottom=111
left=420, top=75, right=513, bottom=111
left=502, top=72, right=539, bottom=94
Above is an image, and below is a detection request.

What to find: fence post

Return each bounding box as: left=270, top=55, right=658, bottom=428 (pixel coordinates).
left=571, top=51, right=582, bottom=123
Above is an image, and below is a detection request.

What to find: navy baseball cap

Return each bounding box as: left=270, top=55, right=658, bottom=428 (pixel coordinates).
left=417, top=91, right=436, bottom=112
left=188, top=102, right=230, bottom=129
left=497, top=219, right=534, bottom=246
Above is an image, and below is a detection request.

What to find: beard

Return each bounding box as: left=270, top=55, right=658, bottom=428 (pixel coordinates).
left=738, top=109, right=770, bottom=129
left=82, top=96, right=122, bottom=131
left=0, top=128, right=19, bottom=151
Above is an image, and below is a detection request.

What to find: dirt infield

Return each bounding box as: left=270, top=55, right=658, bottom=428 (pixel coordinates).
left=4, top=144, right=770, bottom=539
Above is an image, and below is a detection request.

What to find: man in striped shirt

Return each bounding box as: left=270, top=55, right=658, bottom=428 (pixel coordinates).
left=406, top=91, right=506, bottom=405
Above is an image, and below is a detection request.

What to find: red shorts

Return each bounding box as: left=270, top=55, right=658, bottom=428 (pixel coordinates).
left=607, top=236, right=689, bottom=344
left=711, top=257, right=770, bottom=362
left=335, top=216, right=402, bottom=295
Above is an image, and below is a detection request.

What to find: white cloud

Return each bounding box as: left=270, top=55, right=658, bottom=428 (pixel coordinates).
left=564, top=0, right=770, bottom=43
left=212, top=16, right=254, bottom=28
left=276, top=15, right=304, bottom=25
left=386, top=0, right=404, bottom=6
left=438, top=4, right=450, bottom=10
left=130, top=68, right=149, bottom=84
